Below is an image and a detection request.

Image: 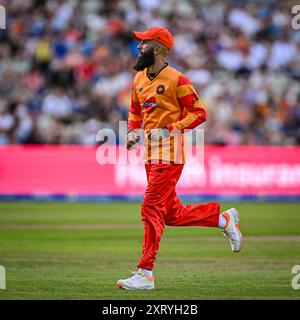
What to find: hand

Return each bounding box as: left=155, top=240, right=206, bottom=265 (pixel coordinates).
left=126, top=130, right=140, bottom=150
left=147, top=127, right=170, bottom=142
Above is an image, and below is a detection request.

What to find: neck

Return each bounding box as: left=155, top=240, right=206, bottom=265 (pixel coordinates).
left=147, top=59, right=166, bottom=74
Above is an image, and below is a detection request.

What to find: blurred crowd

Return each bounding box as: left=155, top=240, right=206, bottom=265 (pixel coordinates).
left=0, top=0, right=300, bottom=146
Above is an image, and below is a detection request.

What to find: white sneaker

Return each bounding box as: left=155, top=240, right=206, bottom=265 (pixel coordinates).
left=221, top=208, right=242, bottom=253
left=117, top=269, right=155, bottom=290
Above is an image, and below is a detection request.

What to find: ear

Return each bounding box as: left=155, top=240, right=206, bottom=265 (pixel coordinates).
left=153, top=46, right=161, bottom=55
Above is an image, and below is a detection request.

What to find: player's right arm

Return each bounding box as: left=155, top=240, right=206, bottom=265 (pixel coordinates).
left=126, top=81, right=143, bottom=150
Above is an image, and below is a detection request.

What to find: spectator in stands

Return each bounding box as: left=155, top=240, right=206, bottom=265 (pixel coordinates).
left=0, top=0, right=298, bottom=146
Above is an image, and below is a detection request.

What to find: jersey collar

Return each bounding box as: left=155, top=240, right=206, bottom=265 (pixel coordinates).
left=146, top=63, right=169, bottom=81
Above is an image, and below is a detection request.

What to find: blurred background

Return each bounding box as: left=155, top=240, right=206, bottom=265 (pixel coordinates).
left=0, top=0, right=300, bottom=200
left=0, top=0, right=300, bottom=146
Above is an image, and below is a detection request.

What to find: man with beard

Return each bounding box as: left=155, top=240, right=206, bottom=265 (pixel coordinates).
left=117, top=27, right=243, bottom=290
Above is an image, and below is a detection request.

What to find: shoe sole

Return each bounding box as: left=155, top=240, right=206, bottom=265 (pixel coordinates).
left=117, top=281, right=155, bottom=290
left=231, top=208, right=242, bottom=253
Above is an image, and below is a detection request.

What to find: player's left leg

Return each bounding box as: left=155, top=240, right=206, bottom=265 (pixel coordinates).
left=164, top=183, right=242, bottom=252
left=164, top=192, right=220, bottom=227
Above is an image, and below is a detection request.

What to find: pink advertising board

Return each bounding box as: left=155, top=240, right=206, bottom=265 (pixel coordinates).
left=0, top=145, right=299, bottom=198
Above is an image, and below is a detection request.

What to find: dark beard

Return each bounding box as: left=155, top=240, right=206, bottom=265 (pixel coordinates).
left=133, top=47, right=155, bottom=71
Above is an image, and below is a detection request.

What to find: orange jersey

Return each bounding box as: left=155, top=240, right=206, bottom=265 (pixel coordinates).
left=128, top=64, right=206, bottom=163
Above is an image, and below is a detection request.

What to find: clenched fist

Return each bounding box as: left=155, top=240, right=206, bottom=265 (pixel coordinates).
left=125, top=130, right=140, bottom=150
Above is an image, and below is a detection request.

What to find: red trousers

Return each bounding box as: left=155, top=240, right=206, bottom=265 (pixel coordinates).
left=137, top=163, right=220, bottom=270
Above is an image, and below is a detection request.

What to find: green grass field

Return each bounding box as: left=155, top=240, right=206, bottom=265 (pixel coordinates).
left=0, top=202, right=300, bottom=300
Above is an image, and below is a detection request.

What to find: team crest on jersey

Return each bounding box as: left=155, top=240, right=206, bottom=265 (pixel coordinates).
left=156, top=84, right=165, bottom=95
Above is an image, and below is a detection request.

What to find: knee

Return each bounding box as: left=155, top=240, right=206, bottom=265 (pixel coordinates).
left=141, top=203, right=165, bottom=228
left=142, top=192, right=160, bottom=207
left=141, top=202, right=160, bottom=219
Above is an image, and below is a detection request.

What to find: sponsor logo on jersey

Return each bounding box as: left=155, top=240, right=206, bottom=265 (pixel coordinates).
left=143, top=97, right=158, bottom=113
